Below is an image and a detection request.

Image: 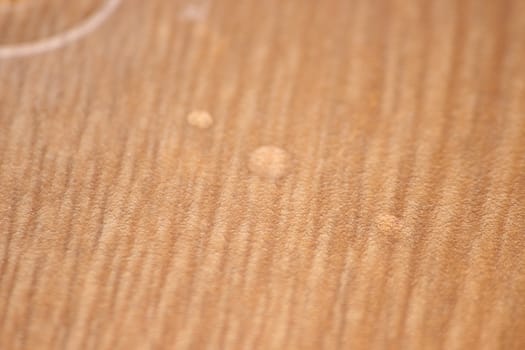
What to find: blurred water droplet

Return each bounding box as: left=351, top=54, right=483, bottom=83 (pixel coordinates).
left=249, top=145, right=291, bottom=179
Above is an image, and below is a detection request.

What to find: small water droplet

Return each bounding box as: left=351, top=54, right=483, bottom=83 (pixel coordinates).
left=249, top=145, right=291, bottom=179
left=180, top=0, right=210, bottom=22
left=376, top=214, right=402, bottom=234
left=187, top=110, right=213, bottom=129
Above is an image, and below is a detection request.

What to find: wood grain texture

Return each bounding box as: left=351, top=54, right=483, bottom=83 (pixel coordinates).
left=1, top=0, right=525, bottom=349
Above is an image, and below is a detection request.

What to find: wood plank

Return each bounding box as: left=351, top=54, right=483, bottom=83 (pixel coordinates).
left=1, top=0, right=524, bottom=348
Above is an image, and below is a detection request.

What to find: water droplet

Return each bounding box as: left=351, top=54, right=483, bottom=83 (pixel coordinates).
left=180, top=0, right=210, bottom=22
left=187, top=110, right=213, bottom=129
left=249, top=145, right=290, bottom=179
left=376, top=214, right=402, bottom=234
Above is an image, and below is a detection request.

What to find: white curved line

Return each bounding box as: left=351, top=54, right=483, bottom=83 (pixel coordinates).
left=0, top=0, right=122, bottom=59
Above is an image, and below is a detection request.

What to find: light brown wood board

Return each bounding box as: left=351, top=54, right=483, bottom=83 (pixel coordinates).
left=1, top=0, right=525, bottom=349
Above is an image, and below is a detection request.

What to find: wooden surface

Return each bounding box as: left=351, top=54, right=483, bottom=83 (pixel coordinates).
left=1, top=0, right=525, bottom=349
